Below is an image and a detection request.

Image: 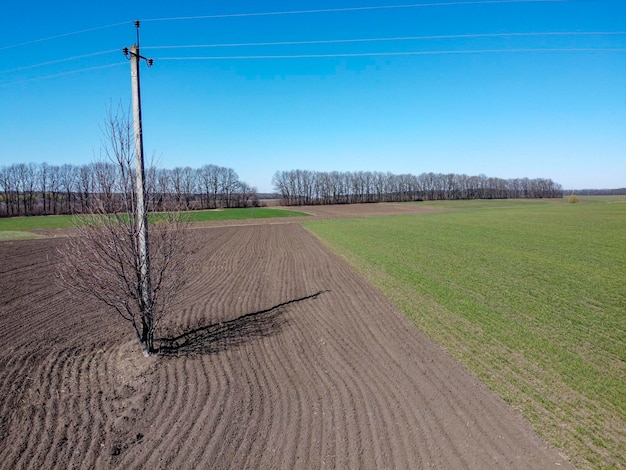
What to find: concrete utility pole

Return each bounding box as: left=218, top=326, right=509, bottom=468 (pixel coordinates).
left=125, top=21, right=154, bottom=337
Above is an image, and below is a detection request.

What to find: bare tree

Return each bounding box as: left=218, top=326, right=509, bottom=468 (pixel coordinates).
left=180, top=166, right=198, bottom=209
left=59, top=164, right=77, bottom=213
left=219, top=167, right=239, bottom=208
left=58, top=107, right=196, bottom=356
left=0, top=165, right=18, bottom=216
left=77, top=164, right=95, bottom=213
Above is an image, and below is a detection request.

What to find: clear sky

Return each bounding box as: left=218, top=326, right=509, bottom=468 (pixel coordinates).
left=1, top=0, right=625, bottom=192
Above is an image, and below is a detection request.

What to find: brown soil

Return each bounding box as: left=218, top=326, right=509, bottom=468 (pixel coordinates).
left=0, top=211, right=572, bottom=468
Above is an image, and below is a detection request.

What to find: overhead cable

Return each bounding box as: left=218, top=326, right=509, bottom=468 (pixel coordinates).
left=0, top=0, right=571, bottom=50
left=155, top=48, right=626, bottom=61
left=0, top=63, right=127, bottom=88
left=141, top=0, right=570, bottom=22
left=0, top=22, right=131, bottom=51
left=0, top=50, right=120, bottom=75
left=142, top=31, right=626, bottom=50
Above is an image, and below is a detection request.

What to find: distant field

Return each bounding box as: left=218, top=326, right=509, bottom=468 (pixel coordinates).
left=304, top=197, right=626, bottom=469
left=0, top=214, right=77, bottom=232
left=186, top=207, right=309, bottom=222
left=0, top=207, right=308, bottom=239
left=0, top=230, right=42, bottom=241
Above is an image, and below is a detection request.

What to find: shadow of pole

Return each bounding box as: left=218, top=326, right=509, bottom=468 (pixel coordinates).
left=157, top=291, right=328, bottom=357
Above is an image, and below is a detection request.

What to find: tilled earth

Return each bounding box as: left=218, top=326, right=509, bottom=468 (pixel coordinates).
left=0, top=205, right=572, bottom=468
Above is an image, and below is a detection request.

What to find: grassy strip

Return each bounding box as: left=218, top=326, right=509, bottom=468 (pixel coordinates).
left=0, top=207, right=309, bottom=236
left=0, top=214, right=77, bottom=231
left=304, top=198, right=626, bottom=470
left=186, top=207, right=309, bottom=222
left=0, top=231, right=42, bottom=241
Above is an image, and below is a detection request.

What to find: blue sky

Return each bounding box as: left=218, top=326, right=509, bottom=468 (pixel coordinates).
left=1, top=0, right=625, bottom=192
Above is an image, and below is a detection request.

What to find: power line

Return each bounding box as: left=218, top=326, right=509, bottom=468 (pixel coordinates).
left=9, top=30, right=615, bottom=78
left=0, top=1, right=604, bottom=86
left=0, top=0, right=572, bottom=52
left=0, top=21, right=131, bottom=51
left=4, top=45, right=619, bottom=87
left=0, top=50, right=120, bottom=75
left=142, top=31, right=626, bottom=51
left=141, top=0, right=570, bottom=22
left=155, top=48, right=626, bottom=61
left=0, top=63, right=127, bottom=88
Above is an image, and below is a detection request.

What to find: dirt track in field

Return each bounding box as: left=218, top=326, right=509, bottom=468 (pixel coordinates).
left=0, top=206, right=572, bottom=468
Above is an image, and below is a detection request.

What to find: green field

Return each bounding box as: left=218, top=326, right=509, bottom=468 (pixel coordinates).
left=0, top=207, right=309, bottom=240
left=304, top=197, right=626, bottom=470
left=186, top=207, right=309, bottom=222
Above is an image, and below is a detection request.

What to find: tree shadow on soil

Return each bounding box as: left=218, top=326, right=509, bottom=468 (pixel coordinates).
left=157, top=291, right=327, bottom=357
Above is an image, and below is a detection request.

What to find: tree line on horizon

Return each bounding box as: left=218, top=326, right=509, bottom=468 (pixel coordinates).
left=0, top=162, right=573, bottom=218
left=273, top=170, right=563, bottom=206
left=0, top=162, right=259, bottom=218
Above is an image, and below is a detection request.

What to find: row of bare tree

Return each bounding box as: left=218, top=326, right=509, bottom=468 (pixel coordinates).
left=272, top=170, right=563, bottom=206
left=0, top=162, right=258, bottom=217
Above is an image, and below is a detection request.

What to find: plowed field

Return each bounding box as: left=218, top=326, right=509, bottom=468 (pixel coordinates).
left=0, top=210, right=572, bottom=468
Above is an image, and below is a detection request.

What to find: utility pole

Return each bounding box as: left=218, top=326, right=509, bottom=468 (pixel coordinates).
left=124, top=21, right=155, bottom=355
